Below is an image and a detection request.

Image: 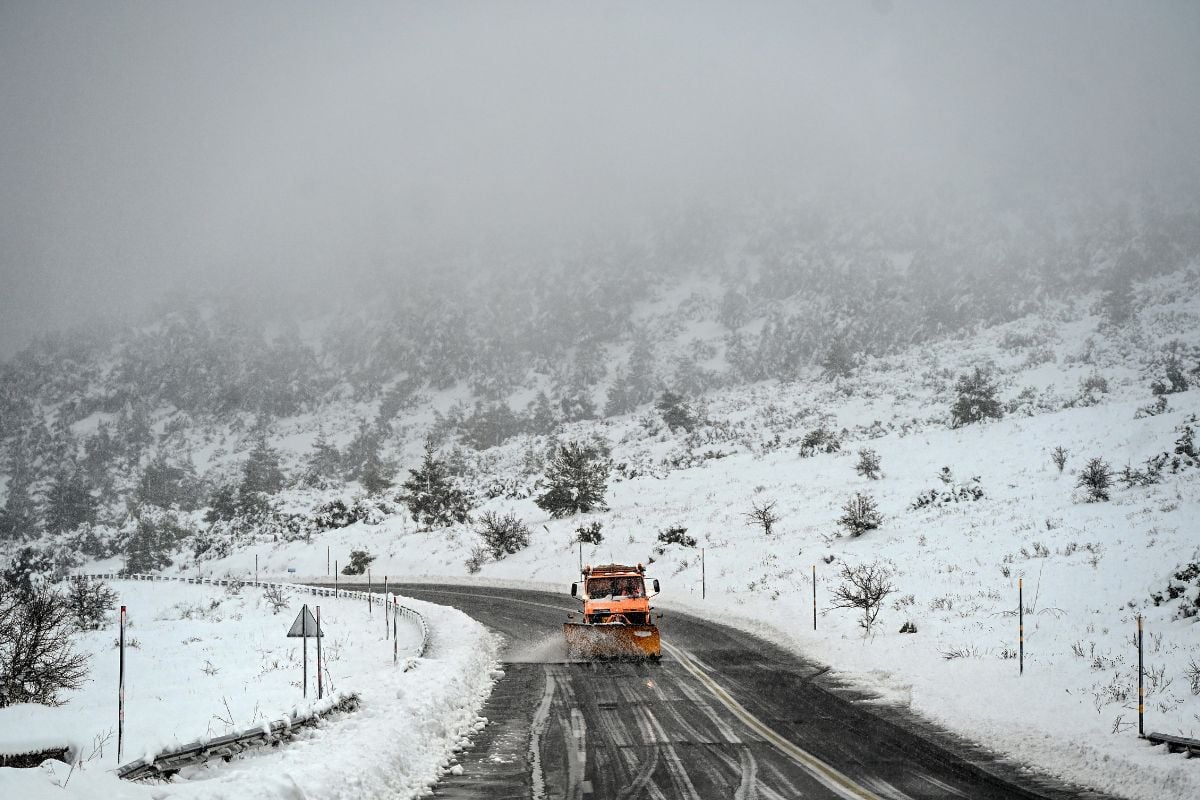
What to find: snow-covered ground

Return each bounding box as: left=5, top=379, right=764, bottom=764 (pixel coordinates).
left=0, top=579, right=499, bottom=800
left=182, top=299, right=1200, bottom=799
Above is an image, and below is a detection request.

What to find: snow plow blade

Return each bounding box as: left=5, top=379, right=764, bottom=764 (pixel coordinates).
left=563, top=622, right=661, bottom=660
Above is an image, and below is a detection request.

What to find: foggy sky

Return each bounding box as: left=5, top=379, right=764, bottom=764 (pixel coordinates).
left=2, top=1, right=1198, bottom=356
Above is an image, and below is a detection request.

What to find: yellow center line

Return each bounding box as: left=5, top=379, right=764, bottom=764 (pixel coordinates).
left=662, top=641, right=883, bottom=800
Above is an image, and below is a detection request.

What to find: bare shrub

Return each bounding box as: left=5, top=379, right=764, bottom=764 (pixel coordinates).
left=67, top=577, right=117, bottom=631
left=1077, top=457, right=1114, bottom=502
left=0, top=583, right=90, bottom=707
left=262, top=584, right=290, bottom=615
left=838, top=493, right=882, bottom=536
left=830, top=561, right=895, bottom=636
left=1051, top=446, right=1068, bottom=473
left=464, top=544, right=489, bottom=574
left=744, top=499, right=780, bottom=535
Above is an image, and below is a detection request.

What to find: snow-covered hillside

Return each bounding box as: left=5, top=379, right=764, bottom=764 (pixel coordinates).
left=174, top=275, right=1200, bottom=800
left=3, top=237, right=1200, bottom=799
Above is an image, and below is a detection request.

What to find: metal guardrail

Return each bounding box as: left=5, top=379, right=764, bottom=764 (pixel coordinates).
left=1146, top=731, right=1200, bottom=756
left=70, top=572, right=432, bottom=778
left=73, top=573, right=431, bottom=657
left=116, top=693, right=360, bottom=780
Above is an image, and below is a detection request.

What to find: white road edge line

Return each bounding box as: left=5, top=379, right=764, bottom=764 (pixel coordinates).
left=662, top=642, right=884, bottom=800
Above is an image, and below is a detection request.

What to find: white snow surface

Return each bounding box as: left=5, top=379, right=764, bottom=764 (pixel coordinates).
left=0, top=579, right=499, bottom=800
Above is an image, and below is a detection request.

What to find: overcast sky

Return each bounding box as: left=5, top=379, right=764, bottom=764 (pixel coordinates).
left=2, top=1, right=1198, bottom=355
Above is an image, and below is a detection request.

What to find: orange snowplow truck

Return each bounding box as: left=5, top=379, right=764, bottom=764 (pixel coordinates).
left=565, top=563, right=661, bottom=659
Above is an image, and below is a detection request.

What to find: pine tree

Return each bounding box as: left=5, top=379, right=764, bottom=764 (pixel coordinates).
left=820, top=339, right=855, bottom=380
left=302, top=429, right=342, bottom=487
left=341, top=419, right=382, bottom=482
left=655, top=391, right=697, bottom=432
left=603, top=369, right=637, bottom=417
left=124, top=514, right=178, bottom=573
left=949, top=367, right=1003, bottom=428
left=0, top=465, right=39, bottom=542
left=361, top=446, right=396, bottom=496
left=136, top=452, right=200, bottom=510
left=526, top=391, right=558, bottom=434
left=399, top=444, right=472, bottom=528
left=240, top=436, right=285, bottom=495
left=535, top=441, right=611, bottom=518
left=43, top=468, right=98, bottom=536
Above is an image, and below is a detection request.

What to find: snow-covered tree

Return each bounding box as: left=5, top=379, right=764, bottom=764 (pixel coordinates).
left=43, top=468, right=97, bottom=536
left=399, top=444, right=472, bottom=528
left=301, top=429, right=342, bottom=488
left=535, top=441, right=610, bottom=518
left=240, top=436, right=285, bottom=495
left=949, top=367, right=1003, bottom=428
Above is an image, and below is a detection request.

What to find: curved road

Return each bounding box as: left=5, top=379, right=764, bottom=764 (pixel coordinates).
left=374, top=584, right=1113, bottom=800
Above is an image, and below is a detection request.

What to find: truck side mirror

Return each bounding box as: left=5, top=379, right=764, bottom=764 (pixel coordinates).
left=653, top=579, right=660, bottom=593
left=571, top=583, right=577, bottom=597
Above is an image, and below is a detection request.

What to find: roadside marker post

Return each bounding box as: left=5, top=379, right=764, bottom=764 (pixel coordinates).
left=701, top=547, right=706, bottom=599
left=383, top=577, right=389, bottom=639
left=1019, top=579, right=1025, bottom=673
left=118, top=605, right=126, bottom=763
left=255, top=554, right=259, bottom=586
left=302, top=604, right=309, bottom=698
left=316, top=606, right=324, bottom=700
left=393, top=599, right=398, bottom=665
left=326, top=546, right=330, bottom=576
left=367, top=569, right=372, bottom=616
left=1138, top=615, right=1145, bottom=737
left=334, top=564, right=338, bottom=597
left=812, top=565, right=817, bottom=631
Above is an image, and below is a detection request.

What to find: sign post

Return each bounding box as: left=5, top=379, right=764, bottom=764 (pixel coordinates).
left=287, top=605, right=322, bottom=699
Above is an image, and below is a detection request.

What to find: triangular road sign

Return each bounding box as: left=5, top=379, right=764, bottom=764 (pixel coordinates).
left=286, top=606, right=323, bottom=637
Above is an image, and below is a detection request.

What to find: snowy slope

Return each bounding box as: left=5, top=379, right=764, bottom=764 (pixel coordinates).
left=181, top=296, right=1200, bottom=799
left=0, top=579, right=499, bottom=800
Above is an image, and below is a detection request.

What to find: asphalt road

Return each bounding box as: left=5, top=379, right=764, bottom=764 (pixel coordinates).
left=354, top=584, right=1116, bottom=800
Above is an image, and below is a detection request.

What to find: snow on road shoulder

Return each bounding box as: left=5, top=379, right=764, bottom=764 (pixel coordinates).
left=0, top=580, right=499, bottom=800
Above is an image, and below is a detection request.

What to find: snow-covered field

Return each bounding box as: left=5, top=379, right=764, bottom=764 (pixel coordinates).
left=183, top=298, right=1200, bottom=799
left=0, top=579, right=499, bottom=800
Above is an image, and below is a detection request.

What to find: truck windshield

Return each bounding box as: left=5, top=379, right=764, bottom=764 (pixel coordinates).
left=587, top=578, right=644, bottom=599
